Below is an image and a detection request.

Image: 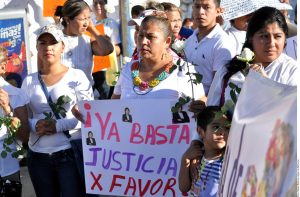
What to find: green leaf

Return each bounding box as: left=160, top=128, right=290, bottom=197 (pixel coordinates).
left=11, top=152, right=19, bottom=158
left=223, top=100, right=235, bottom=114
left=174, top=102, right=180, bottom=108
left=113, top=71, right=120, bottom=77
left=171, top=106, right=178, bottom=113
left=214, top=111, right=223, bottom=119
left=57, top=96, right=64, bottom=106
left=176, top=58, right=181, bottom=66
left=178, top=97, right=186, bottom=104
left=5, top=146, right=12, bottom=152
left=6, top=138, right=14, bottom=145
left=228, top=82, right=237, bottom=89
left=1, top=151, right=7, bottom=158
left=193, top=73, right=203, bottom=84
left=230, top=90, right=237, bottom=104
left=169, top=64, right=177, bottom=73
left=18, top=149, right=26, bottom=155
left=186, top=96, right=191, bottom=102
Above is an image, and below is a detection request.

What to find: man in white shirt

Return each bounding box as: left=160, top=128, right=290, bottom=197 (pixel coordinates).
left=184, top=0, right=235, bottom=95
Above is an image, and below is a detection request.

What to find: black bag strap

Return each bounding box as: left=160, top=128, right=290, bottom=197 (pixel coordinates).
left=38, top=72, right=71, bottom=138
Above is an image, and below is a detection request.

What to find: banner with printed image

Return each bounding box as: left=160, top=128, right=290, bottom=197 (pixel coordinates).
left=0, top=10, right=30, bottom=86
left=219, top=71, right=297, bottom=197
left=79, top=99, right=196, bottom=196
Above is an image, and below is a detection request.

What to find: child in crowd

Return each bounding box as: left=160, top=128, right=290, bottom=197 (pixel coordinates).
left=179, top=106, right=231, bottom=196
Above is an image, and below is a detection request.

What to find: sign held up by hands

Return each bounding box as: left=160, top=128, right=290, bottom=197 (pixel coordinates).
left=79, top=99, right=196, bottom=196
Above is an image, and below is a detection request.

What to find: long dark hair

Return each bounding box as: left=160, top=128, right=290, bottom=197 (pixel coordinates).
left=225, top=6, right=288, bottom=79
left=243, top=6, right=288, bottom=51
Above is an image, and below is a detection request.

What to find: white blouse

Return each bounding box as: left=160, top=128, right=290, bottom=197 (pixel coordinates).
left=21, top=68, right=94, bottom=154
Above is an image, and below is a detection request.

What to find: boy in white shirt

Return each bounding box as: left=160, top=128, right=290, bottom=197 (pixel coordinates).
left=184, top=0, right=235, bottom=95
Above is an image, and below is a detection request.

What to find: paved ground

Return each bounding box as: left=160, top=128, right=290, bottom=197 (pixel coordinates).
left=20, top=166, right=35, bottom=197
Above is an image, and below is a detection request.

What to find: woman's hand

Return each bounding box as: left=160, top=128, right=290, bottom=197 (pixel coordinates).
left=250, top=63, right=268, bottom=78
left=35, top=119, right=57, bottom=136
left=86, top=18, right=97, bottom=35
left=0, top=88, right=12, bottom=115
left=72, top=104, right=85, bottom=123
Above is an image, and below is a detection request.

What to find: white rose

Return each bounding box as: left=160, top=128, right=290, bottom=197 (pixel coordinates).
left=237, top=48, right=254, bottom=62
left=172, top=40, right=185, bottom=54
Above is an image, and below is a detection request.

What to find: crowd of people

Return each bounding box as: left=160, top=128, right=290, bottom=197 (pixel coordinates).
left=0, top=0, right=297, bottom=196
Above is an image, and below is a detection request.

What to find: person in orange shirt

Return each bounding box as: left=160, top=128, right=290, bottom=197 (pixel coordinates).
left=92, top=0, right=122, bottom=99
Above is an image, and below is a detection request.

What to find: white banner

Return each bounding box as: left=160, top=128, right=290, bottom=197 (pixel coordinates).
left=221, top=0, right=292, bottom=21
left=219, top=71, right=297, bottom=197
left=79, top=99, right=196, bottom=196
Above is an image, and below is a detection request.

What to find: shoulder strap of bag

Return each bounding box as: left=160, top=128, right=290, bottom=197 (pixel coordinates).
left=38, top=72, right=71, bottom=138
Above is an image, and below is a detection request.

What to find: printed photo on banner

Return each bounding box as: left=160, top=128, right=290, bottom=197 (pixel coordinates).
left=219, top=71, right=297, bottom=197
left=79, top=99, right=196, bottom=196
left=0, top=9, right=30, bottom=86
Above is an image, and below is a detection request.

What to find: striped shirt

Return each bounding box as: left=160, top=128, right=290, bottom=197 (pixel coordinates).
left=190, top=157, right=223, bottom=197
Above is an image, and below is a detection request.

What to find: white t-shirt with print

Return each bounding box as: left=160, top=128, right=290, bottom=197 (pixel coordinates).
left=21, top=68, right=94, bottom=154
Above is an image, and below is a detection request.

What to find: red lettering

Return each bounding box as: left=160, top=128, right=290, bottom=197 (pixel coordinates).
left=84, top=102, right=92, bottom=128
left=130, top=123, right=143, bottom=144
left=163, top=178, right=176, bottom=196
left=150, top=179, right=163, bottom=195
left=155, top=126, right=168, bottom=145
left=90, top=172, right=102, bottom=191
left=138, top=179, right=151, bottom=196
left=166, top=125, right=180, bottom=144
left=145, top=125, right=156, bottom=144
left=130, top=124, right=191, bottom=145
left=108, top=175, right=177, bottom=196
left=95, top=112, right=112, bottom=140
left=110, top=174, right=125, bottom=192
left=124, top=177, right=136, bottom=196
left=178, top=125, right=190, bottom=144
left=107, top=122, right=120, bottom=142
